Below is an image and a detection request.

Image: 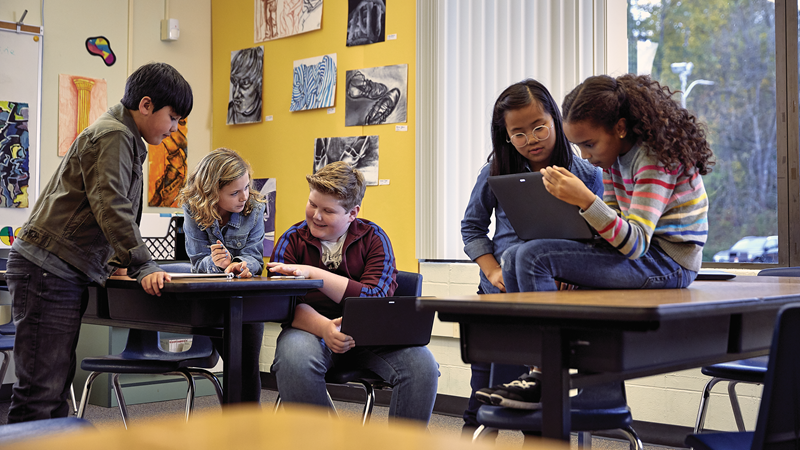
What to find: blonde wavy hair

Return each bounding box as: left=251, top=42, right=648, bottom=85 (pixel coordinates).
left=178, top=147, right=265, bottom=229
left=306, top=161, right=365, bottom=212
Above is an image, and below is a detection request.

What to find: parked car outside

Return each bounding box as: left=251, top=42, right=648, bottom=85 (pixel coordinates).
left=713, top=235, right=778, bottom=263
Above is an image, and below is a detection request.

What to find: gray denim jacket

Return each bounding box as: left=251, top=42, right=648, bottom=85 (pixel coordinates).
left=17, top=103, right=161, bottom=285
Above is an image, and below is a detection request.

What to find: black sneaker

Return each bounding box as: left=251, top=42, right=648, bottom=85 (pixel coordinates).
left=475, top=387, right=496, bottom=405
left=489, top=372, right=542, bottom=409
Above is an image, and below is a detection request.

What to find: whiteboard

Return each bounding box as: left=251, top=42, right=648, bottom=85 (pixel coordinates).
left=0, top=23, right=42, bottom=248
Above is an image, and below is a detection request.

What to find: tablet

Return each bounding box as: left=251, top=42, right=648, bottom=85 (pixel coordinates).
left=340, top=297, right=435, bottom=347
left=488, top=172, right=595, bottom=241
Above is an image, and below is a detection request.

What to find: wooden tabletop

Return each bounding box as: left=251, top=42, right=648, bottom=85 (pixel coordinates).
left=418, top=278, right=800, bottom=321
left=2, top=405, right=569, bottom=450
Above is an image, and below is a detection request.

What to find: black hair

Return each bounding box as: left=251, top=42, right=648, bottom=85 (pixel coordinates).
left=489, top=79, right=573, bottom=176
left=121, top=62, right=193, bottom=118
left=562, top=74, right=713, bottom=175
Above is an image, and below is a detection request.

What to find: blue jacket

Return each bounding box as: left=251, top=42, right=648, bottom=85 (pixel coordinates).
left=461, top=156, right=603, bottom=294
left=183, top=201, right=266, bottom=274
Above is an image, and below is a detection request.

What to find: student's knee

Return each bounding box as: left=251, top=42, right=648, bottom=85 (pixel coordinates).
left=273, top=329, right=327, bottom=376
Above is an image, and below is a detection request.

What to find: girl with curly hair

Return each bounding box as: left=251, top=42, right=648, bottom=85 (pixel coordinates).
left=176, top=147, right=267, bottom=402
left=501, top=73, right=713, bottom=297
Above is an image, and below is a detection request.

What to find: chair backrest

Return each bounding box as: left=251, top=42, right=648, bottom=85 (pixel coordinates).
left=757, top=267, right=800, bottom=277
left=394, top=271, right=422, bottom=296
left=751, top=303, right=800, bottom=450
left=0, top=258, right=6, bottom=271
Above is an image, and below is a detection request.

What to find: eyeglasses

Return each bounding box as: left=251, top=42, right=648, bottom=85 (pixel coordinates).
left=506, top=124, right=552, bottom=148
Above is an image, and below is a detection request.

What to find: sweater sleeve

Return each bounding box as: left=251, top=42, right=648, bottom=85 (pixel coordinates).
left=580, top=149, right=682, bottom=260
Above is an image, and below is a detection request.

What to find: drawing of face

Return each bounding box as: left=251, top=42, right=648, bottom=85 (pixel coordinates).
left=230, top=48, right=263, bottom=117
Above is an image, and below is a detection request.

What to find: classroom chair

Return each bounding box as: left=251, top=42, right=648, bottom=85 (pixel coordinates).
left=0, top=417, right=94, bottom=445
left=685, top=303, right=800, bottom=449
left=77, top=329, right=223, bottom=429
left=473, top=375, right=643, bottom=450
left=274, top=271, right=423, bottom=425
left=693, top=266, right=799, bottom=433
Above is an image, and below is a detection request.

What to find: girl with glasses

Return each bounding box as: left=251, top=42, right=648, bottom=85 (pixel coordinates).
left=459, top=79, right=604, bottom=429
left=486, top=74, right=714, bottom=410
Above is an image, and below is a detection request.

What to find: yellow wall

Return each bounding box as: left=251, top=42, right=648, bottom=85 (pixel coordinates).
left=211, top=1, right=417, bottom=272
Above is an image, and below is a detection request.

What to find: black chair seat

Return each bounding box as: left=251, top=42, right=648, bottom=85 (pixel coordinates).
left=685, top=431, right=754, bottom=450
left=0, top=417, right=94, bottom=444
left=81, top=352, right=218, bottom=374
left=325, top=368, right=383, bottom=385
left=477, top=404, right=633, bottom=432
left=0, top=335, right=13, bottom=351
left=700, top=357, right=767, bottom=383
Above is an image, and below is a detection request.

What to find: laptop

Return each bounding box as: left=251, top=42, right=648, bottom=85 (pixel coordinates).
left=488, top=172, right=595, bottom=240
left=339, top=296, right=435, bottom=346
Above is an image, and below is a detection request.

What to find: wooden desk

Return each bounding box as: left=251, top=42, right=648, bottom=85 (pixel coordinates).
left=417, top=278, right=800, bottom=441
left=2, top=405, right=571, bottom=450
left=0, top=273, right=322, bottom=404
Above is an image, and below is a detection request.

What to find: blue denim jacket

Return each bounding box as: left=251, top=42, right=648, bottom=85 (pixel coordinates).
left=461, top=156, right=603, bottom=293
left=183, top=201, right=266, bottom=274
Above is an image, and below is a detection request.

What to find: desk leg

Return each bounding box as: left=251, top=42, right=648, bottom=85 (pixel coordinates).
left=223, top=296, right=243, bottom=404
left=540, top=327, right=570, bottom=441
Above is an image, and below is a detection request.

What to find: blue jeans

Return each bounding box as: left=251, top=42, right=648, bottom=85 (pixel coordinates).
left=502, top=239, right=697, bottom=292
left=272, top=327, right=439, bottom=424
left=5, top=250, right=90, bottom=422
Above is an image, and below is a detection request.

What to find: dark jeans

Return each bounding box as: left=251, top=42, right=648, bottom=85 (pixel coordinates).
left=5, top=250, right=90, bottom=422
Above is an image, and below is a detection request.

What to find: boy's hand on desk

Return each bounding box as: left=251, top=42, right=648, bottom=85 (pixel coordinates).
left=141, top=271, right=172, bottom=296
left=323, top=317, right=355, bottom=353
left=112, top=268, right=128, bottom=277
left=225, top=261, right=252, bottom=278
left=268, top=262, right=313, bottom=279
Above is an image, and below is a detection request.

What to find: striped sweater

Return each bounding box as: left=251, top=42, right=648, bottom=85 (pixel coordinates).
left=579, top=143, right=708, bottom=272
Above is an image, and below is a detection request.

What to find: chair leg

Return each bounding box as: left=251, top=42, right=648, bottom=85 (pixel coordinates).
left=77, top=371, right=101, bottom=418
left=273, top=394, right=282, bottom=413
left=620, top=426, right=644, bottom=450
left=577, top=431, right=592, bottom=449
left=70, top=383, right=78, bottom=414
left=325, top=389, right=339, bottom=418
left=357, top=381, right=376, bottom=425
left=189, top=368, right=224, bottom=405
left=472, top=425, right=498, bottom=443
left=111, top=373, right=130, bottom=429
left=174, top=369, right=196, bottom=422
left=727, top=381, right=748, bottom=432
left=0, top=351, right=10, bottom=390
left=694, top=377, right=723, bottom=433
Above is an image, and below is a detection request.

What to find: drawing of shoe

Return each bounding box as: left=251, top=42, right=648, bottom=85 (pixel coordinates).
left=347, top=71, right=389, bottom=100
left=365, top=88, right=400, bottom=125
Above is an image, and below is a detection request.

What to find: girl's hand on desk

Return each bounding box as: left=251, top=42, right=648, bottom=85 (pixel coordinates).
left=486, top=265, right=506, bottom=292
left=225, top=261, right=252, bottom=278
left=541, top=166, right=597, bottom=211
left=141, top=271, right=172, bottom=296
left=323, top=317, right=355, bottom=353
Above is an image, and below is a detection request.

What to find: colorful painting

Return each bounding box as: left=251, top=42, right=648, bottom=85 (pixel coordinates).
left=313, top=136, right=379, bottom=185
left=291, top=54, right=337, bottom=112
left=0, top=226, right=21, bottom=247
left=0, top=101, right=29, bottom=208
left=85, top=36, right=116, bottom=66
left=347, top=0, right=386, bottom=46
left=228, top=46, right=264, bottom=125
left=148, top=118, right=188, bottom=207
left=58, top=74, right=108, bottom=156
left=345, top=64, right=407, bottom=126
left=255, top=0, right=323, bottom=43
left=252, top=178, right=277, bottom=256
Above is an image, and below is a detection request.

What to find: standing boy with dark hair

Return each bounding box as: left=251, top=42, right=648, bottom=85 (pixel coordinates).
left=4, top=62, right=192, bottom=422
left=269, top=161, right=439, bottom=425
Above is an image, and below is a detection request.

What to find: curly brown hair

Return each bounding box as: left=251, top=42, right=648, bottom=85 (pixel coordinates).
left=562, top=74, right=714, bottom=175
